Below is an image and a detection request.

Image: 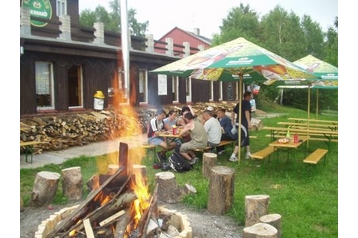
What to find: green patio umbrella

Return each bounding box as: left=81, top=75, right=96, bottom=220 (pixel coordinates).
left=293, top=55, right=338, bottom=119
left=151, top=37, right=316, bottom=162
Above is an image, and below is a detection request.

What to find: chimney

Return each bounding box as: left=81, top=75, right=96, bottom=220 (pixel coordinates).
left=193, top=28, right=200, bottom=36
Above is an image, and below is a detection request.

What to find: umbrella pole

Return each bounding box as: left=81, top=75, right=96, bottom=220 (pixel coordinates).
left=307, top=87, right=311, bottom=147
left=316, top=88, right=319, bottom=119
left=238, top=75, right=243, bottom=163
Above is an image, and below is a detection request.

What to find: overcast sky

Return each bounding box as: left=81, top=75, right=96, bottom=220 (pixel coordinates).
left=79, top=0, right=338, bottom=39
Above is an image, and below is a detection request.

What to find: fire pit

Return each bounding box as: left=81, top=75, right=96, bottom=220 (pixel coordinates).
left=35, top=205, right=192, bottom=238
left=34, top=142, right=192, bottom=238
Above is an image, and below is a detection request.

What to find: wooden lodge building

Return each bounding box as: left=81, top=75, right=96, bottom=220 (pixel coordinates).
left=20, top=0, right=238, bottom=116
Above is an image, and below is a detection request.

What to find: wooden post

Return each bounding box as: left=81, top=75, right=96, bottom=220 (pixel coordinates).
left=202, top=152, right=217, bottom=178
left=31, top=171, right=61, bottom=207
left=61, top=167, right=83, bottom=201
left=245, top=194, right=270, bottom=227
left=207, top=166, right=235, bottom=215
left=243, top=223, right=277, bottom=238
left=260, top=214, right=282, bottom=238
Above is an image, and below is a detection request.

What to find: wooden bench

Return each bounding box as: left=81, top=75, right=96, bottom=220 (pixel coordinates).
left=250, top=146, right=276, bottom=160
left=20, top=141, right=48, bottom=163
left=141, top=143, right=159, bottom=158
left=194, top=140, right=235, bottom=153
left=303, top=148, right=328, bottom=165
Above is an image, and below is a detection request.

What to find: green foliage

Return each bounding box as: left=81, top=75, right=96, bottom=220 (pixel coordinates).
left=79, top=0, right=148, bottom=36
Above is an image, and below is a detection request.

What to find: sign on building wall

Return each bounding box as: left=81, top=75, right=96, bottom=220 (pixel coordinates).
left=158, top=74, right=168, bottom=95
left=22, top=0, right=52, bottom=27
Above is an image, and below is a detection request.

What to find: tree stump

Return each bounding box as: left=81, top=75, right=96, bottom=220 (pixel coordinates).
left=251, top=118, right=263, bottom=131
left=107, top=164, right=119, bottom=175
left=61, top=167, right=83, bottom=201
left=31, top=171, right=61, bottom=207
left=245, top=194, right=270, bottom=227
left=260, top=214, right=282, bottom=238
left=243, top=223, right=277, bottom=238
left=202, top=152, right=217, bottom=178
left=207, top=166, right=235, bottom=215
left=155, top=171, right=181, bottom=203
left=133, top=164, right=147, bottom=187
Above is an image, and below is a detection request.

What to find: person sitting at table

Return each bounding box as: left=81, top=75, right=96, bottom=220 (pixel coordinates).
left=178, top=112, right=208, bottom=165
left=176, top=105, right=197, bottom=142
left=163, top=109, right=182, bottom=146
left=201, top=110, right=222, bottom=152
left=216, top=108, right=236, bottom=155
left=147, top=108, right=176, bottom=163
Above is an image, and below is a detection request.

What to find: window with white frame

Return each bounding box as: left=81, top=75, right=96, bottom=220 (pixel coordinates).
left=139, top=70, right=148, bottom=103
left=56, top=0, right=67, bottom=16
left=35, top=61, right=54, bottom=109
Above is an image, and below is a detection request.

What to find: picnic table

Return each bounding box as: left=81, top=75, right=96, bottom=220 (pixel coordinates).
left=263, top=126, right=338, bottom=150
left=288, top=118, right=338, bottom=125
left=269, top=136, right=309, bottom=162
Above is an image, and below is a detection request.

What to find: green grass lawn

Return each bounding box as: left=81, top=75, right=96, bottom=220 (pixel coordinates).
left=20, top=106, right=338, bottom=237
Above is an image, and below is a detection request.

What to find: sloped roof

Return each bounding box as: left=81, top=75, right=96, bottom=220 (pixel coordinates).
left=157, top=26, right=212, bottom=45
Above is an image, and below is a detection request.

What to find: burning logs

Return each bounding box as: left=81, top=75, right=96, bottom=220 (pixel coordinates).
left=61, top=166, right=83, bottom=201
left=245, top=195, right=270, bottom=227
left=207, top=166, right=235, bottom=215
left=31, top=171, right=61, bottom=207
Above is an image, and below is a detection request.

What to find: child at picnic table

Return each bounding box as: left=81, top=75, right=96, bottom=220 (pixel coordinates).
left=147, top=108, right=176, bottom=163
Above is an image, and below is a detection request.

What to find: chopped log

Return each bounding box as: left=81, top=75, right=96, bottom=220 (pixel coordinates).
left=202, top=152, right=217, bottom=178
left=245, top=194, right=270, bottom=227
left=99, top=210, right=125, bottom=227
left=47, top=166, right=125, bottom=237
left=155, top=172, right=181, bottom=203
left=83, top=219, right=95, bottom=238
left=108, top=164, right=120, bottom=175
left=251, top=118, right=263, bottom=131
left=243, top=223, right=277, bottom=238
left=114, top=208, right=130, bottom=238
left=31, top=171, right=61, bottom=207
left=61, top=166, right=83, bottom=201
left=207, top=166, right=235, bottom=215
left=259, top=214, right=282, bottom=238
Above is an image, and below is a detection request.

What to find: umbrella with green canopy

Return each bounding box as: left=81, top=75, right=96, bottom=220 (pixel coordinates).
left=151, top=37, right=316, bottom=162
left=293, top=55, right=338, bottom=119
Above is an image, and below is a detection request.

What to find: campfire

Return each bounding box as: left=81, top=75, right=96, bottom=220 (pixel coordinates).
left=36, top=143, right=192, bottom=238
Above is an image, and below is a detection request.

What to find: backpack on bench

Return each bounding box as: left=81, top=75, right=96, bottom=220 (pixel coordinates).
left=168, top=152, right=192, bottom=172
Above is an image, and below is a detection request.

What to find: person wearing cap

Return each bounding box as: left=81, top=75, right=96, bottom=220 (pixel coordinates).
left=147, top=108, right=176, bottom=163
left=206, top=106, right=217, bottom=118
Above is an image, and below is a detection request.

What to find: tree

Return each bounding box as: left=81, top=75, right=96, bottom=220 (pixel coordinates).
left=79, top=0, right=148, bottom=37
left=259, top=5, right=305, bottom=60
left=216, top=4, right=260, bottom=45
left=324, top=17, right=338, bottom=67
left=301, top=15, right=325, bottom=59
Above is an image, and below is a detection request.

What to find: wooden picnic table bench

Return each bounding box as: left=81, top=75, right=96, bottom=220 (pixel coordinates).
left=277, top=122, right=338, bottom=131
left=303, top=148, right=328, bottom=165
left=20, top=141, right=48, bottom=163
left=288, top=118, right=338, bottom=125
